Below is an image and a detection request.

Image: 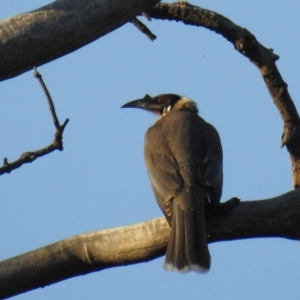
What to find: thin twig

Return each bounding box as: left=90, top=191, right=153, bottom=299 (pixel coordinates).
left=131, top=18, right=157, bottom=41
left=34, top=67, right=60, bottom=129
left=0, top=68, right=69, bottom=176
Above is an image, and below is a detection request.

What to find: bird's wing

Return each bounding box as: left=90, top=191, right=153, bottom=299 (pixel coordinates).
left=145, top=112, right=223, bottom=220
left=196, top=119, right=223, bottom=205
left=144, top=125, right=183, bottom=223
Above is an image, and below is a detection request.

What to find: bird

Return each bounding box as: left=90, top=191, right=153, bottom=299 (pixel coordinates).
left=121, top=94, right=223, bottom=273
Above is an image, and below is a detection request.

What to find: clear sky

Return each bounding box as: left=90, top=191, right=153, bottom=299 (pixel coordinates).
left=1, top=0, right=300, bottom=299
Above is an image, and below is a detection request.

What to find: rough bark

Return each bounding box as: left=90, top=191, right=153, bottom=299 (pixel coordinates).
left=0, top=0, right=160, bottom=81
left=1, top=190, right=300, bottom=298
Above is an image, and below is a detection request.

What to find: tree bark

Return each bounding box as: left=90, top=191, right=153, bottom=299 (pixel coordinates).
left=1, top=189, right=300, bottom=298
left=0, top=0, right=159, bottom=81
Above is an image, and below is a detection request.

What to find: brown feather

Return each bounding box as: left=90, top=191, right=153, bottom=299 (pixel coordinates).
left=144, top=97, right=222, bottom=272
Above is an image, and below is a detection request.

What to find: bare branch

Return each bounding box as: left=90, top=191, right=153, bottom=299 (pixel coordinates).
left=0, top=0, right=160, bottom=81
left=0, top=69, right=69, bottom=176
left=131, top=18, right=157, bottom=41
left=1, top=190, right=300, bottom=298
left=147, top=2, right=300, bottom=188
left=34, top=67, right=61, bottom=130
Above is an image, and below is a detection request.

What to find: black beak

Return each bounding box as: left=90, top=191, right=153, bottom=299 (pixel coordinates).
left=121, top=94, right=152, bottom=109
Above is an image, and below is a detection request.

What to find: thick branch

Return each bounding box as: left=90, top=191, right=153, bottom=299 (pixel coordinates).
left=0, top=0, right=160, bottom=81
left=147, top=2, right=300, bottom=188
left=1, top=190, right=300, bottom=298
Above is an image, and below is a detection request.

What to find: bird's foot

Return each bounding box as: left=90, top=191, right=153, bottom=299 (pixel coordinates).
left=205, top=197, right=240, bottom=219
left=216, top=197, right=240, bottom=216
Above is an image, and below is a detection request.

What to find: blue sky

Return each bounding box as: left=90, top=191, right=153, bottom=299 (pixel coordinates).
left=1, top=0, right=300, bottom=299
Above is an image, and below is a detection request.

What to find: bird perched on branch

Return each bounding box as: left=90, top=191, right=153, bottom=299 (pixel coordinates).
left=121, top=94, right=223, bottom=273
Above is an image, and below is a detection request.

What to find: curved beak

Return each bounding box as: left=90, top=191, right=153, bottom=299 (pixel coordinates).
left=121, top=94, right=152, bottom=110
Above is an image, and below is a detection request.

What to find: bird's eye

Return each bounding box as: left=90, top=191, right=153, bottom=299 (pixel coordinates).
left=157, top=97, right=164, bottom=104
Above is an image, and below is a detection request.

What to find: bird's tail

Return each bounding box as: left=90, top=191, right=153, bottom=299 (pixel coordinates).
left=163, top=199, right=210, bottom=273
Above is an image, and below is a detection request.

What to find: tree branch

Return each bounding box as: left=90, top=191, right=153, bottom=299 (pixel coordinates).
left=1, top=190, right=300, bottom=298
left=147, top=2, right=300, bottom=188
left=34, top=68, right=61, bottom=130
left=0, top=0, right=160, bottom=81
left=131, top=18, right=157, bottom=41
left=0, top=69, right=68, bottom=176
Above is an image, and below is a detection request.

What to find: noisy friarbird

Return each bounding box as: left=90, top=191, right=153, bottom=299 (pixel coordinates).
left=121, top=94, right=223, bottom=273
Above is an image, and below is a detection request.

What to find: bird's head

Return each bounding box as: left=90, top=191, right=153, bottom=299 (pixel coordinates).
left=121, top=94, right=184, bottom=116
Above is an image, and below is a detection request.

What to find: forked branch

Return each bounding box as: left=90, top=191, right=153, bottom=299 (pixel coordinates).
left=0, top=68, right=69, bottom=176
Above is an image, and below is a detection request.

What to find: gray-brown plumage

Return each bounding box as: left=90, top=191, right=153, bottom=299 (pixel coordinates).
left=121, top=94, right=223, bottom=273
